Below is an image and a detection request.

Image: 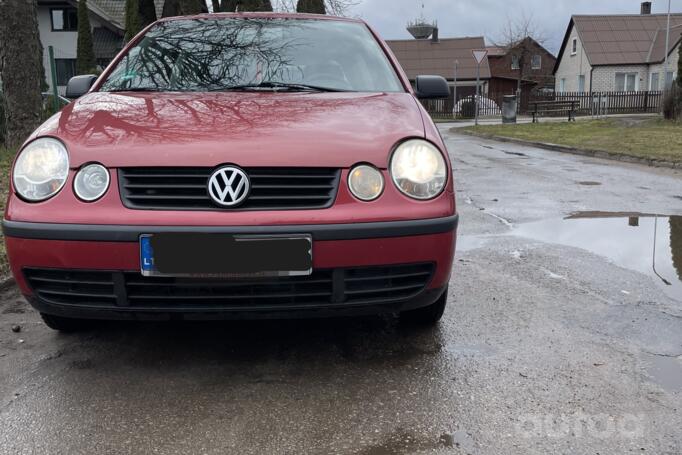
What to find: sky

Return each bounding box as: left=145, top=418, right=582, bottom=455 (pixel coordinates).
left=346, top=0, right=682, bottom=54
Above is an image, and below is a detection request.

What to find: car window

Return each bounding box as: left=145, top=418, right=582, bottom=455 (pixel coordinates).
left=100, top=18, right=404, bottom=93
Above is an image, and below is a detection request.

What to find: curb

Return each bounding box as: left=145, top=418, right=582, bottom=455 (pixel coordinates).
left=454, top=130, right=680, bottom=170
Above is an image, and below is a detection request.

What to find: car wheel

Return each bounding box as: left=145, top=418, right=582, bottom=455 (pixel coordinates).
left=40, top=313, right=91, bottom=332
left=400, top=287, right=448, bottom=325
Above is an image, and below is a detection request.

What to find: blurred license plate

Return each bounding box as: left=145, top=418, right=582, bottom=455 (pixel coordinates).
left=140, top=233, right=312, bottom=277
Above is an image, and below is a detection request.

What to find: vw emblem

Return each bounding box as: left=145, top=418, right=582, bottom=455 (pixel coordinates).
left=208, top=166, right=250, bottom=207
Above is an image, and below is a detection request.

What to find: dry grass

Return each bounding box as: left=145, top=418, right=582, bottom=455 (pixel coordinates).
left=462, top=118, right=682, bottom=163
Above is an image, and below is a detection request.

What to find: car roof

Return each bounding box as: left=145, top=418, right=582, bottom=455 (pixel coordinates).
left=157, top=12, right=364, bottom=25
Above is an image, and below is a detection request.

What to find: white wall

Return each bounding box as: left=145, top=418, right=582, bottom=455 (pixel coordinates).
left=648, top=42, right=680, bottom=89
left=591, top=65, right=649, bottom=92
left=554, top=24, right=592, bottom=92
left=38, top=5, right=106, bottom=93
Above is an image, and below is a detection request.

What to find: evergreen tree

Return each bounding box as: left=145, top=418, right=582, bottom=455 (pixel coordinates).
left=296, top=0, right=325, bottom=14
left=239, top=0, right=272, bottom=11
left=138, top=0, right=157, bottom=27
left=124, top=0, right=141, bottom=42
left=76, top=0, right=97, bottom=74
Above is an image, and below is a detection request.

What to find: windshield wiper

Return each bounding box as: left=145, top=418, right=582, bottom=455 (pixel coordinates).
left=106, top=87, right=164, bottom=92
left=209, top=81, right=348, bottom=92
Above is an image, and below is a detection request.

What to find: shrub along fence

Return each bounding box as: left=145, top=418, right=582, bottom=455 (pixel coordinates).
left=423, top=90, right=664, bottom=119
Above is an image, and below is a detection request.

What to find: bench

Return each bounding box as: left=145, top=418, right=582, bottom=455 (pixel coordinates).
left=531, top=100, right=577, bottom=123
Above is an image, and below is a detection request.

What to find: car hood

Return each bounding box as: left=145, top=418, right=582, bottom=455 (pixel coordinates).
left=32, top=91, right=426, bottom=168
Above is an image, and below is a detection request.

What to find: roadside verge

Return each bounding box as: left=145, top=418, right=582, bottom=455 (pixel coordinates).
left=455, top=129, right=680, bottom=170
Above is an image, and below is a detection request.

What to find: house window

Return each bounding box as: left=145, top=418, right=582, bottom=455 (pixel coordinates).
left=55, top=59, right=76, bottom=86
left=665, top=71, right=676, bottom=89
left=615, top=72, right=638, bottom=91
left=650, top=72, right=659, bottom=91
left=571, top=38, right=577, bottom=55
left=531, top=55, right=541, bottom=70
left=51, top=8, right=78, bottom=31
left=559, top=78, right=566, bottom=92
left=511, top=55, right=520, bottom=70
left=578, top=75, right=585, bottom=92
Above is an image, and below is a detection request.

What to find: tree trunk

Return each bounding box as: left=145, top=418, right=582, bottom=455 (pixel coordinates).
left=0, top=0, right=44, bottom=149
left=138, top=0, right=157, bottom=26
left=220, top=0, right=238, bottom=11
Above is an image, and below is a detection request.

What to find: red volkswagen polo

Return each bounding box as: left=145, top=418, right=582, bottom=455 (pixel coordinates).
left=3, top=13, right=457, bottom=331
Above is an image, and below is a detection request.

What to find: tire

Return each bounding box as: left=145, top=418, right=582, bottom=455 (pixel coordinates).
left=400, top=287, right=448, bottom=325
left=40, top=313, right=91, bottom=333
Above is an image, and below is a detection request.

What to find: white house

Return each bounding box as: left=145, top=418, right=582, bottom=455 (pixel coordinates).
left=553, top=2, right=681, bottom=93
left=37, top=0, right=162, bottom=94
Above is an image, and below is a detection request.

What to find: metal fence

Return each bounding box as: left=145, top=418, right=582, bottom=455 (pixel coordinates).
left=423, top=90, right=664, bottom=119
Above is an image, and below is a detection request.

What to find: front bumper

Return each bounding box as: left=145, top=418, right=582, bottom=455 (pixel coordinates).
left=3, top=215, right=458, bottom=320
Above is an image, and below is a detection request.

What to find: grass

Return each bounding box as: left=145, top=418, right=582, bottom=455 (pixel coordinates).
left=0, top=147, right=16, bottom=277
left=461, top=118, right=682, bottom=164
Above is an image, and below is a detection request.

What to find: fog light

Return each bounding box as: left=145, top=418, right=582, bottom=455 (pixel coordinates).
left=74, top=163, right=110, bottom=201
left=348, top=164, right=384, bottom=201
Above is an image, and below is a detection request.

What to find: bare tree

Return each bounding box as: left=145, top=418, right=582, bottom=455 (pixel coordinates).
left=0, top=0, right=44, bottom=148
left=493, top=14, right=548, bottom=96
left=276, top=0, right=358, bottom=16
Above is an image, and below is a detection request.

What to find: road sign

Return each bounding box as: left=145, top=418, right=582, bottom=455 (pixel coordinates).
left=472, top=49, right=488, bottom=64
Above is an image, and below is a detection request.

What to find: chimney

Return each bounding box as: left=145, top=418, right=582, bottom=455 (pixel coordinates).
left=431, top=26, right=439, bottom=43
left=641, top=2, right=651, bottom=14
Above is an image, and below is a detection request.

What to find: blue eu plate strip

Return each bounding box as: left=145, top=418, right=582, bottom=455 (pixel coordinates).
left=140, top=235, right=155, bottom=274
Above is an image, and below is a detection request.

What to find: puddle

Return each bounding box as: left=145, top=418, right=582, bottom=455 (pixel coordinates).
left=577, top=181, right=602, bottom=186
left=512, top=213, right=682, bottom=301
left=642, top=353, right=682, bottom=393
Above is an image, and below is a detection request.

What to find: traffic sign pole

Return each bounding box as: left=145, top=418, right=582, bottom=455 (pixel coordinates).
left=475, top=64, right=480, bottom=126
left=471, top=49, right=488, bottom=126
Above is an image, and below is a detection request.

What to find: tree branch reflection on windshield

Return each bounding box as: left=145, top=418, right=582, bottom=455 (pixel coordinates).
left=99, top=18, right=403, bottom=93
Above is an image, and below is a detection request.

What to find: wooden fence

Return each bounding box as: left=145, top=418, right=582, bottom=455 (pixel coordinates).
left=423, top=90, right=664, bottom=119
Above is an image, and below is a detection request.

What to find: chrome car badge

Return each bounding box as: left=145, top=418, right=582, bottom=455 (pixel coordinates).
left=207, top=166, right=250, bottom=207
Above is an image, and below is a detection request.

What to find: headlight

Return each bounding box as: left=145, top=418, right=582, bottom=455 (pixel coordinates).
left=74, top=163, right=110, bottom=201
left=390, top=139, right=447, bottom=200
left=13, top=138, right=69, bottom=202
left=348, top=164, right=384, bottom=201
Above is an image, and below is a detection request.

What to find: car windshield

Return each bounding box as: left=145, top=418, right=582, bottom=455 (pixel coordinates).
left=100, top=18, right=404, bottom=93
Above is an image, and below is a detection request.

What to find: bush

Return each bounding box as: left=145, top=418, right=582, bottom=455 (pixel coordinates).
left=663, top=85, right=682, bottom=121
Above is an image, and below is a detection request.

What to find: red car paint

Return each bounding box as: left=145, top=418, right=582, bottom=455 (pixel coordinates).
left=4, top=13, right=457, bottom=320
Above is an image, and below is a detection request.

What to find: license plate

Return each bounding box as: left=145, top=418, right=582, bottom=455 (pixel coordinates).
left=140, top=233, right=312, bottom=277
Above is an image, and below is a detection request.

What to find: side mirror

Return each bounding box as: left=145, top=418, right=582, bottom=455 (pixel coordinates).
left=65, top=75, right=98, bottom=99
left=415, top=75, right=450, bottom=99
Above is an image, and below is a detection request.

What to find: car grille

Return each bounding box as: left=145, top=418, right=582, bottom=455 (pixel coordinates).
left=24, top=264, right=434, bottom=311
left=118, top=167, right=341, bottom=210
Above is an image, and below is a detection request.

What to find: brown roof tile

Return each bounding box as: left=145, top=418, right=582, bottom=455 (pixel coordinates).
left=386, top=37, right=490, bottom=80
left=572, top=13, right=682, bottom=65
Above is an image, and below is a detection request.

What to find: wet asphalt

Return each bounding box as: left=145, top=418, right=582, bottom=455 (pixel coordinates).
left=1, top=127, right=682, bottom=454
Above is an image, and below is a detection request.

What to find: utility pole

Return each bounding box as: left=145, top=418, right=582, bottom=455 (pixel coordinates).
left=664, top=0, right=672, bottom=89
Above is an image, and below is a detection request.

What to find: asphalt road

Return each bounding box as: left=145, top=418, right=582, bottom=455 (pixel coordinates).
left=1, top=128, right=682, bottom=454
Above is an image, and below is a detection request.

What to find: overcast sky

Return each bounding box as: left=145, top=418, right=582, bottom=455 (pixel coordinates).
left=346, top=0, right=682, bottom=54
